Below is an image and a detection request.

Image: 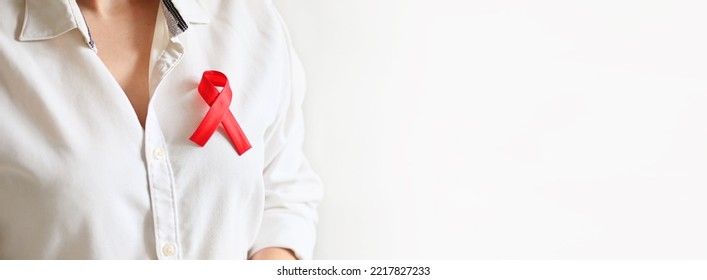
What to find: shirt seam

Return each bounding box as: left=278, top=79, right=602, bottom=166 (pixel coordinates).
left=162, top=0, right=189, bottom=35
left=66, top=0, right=96, bottom=50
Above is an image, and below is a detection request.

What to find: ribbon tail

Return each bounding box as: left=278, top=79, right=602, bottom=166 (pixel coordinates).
left=222, top=112, right=252, bottom=155
left=189, top=133, right=209, bottom=147
left=190, top=112, right=223, bottom=146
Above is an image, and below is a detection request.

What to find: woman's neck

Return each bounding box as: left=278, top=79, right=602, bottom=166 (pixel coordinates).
left=76, top=0, right=158, bottom=17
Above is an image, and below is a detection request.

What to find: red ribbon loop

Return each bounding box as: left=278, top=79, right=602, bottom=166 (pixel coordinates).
left=190, top=71, right=252, bottom=156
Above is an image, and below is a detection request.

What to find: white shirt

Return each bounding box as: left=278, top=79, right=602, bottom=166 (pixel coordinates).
left=0, top=0, right=322, bottom=259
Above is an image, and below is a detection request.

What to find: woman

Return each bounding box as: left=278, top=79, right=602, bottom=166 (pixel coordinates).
left=0, top=0, right=322, bottom=259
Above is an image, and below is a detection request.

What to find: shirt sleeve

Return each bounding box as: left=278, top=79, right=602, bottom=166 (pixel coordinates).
left=248, top=3, right=324, bottom=260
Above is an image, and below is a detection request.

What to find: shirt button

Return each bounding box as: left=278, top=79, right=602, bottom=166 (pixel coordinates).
left=162, top=243, right=176, bottom=257
left=153, top=147, right=165, bottom=160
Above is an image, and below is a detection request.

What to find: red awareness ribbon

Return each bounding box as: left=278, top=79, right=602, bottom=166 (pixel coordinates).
left=190, top=71, right=252, bottom=155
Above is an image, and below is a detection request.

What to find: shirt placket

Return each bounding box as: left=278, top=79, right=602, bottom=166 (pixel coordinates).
left=144, top=36, right=185, bottom=260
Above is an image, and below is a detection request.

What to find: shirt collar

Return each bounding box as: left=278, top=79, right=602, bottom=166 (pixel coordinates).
left=161, top=0, right=209, bottom=36
left=19, top=0, right=209, bottom=42
left=19, top=0, right=77, bottom=41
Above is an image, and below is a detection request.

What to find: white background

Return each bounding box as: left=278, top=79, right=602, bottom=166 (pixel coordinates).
left=274, top=0, right=707, bottom=259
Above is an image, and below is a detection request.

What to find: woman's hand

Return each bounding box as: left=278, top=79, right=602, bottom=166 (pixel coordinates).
left=250, top=247, right=297, bottom=260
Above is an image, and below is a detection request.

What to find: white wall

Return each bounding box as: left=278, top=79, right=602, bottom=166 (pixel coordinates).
left=274, top=0, right=707, bottom=259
